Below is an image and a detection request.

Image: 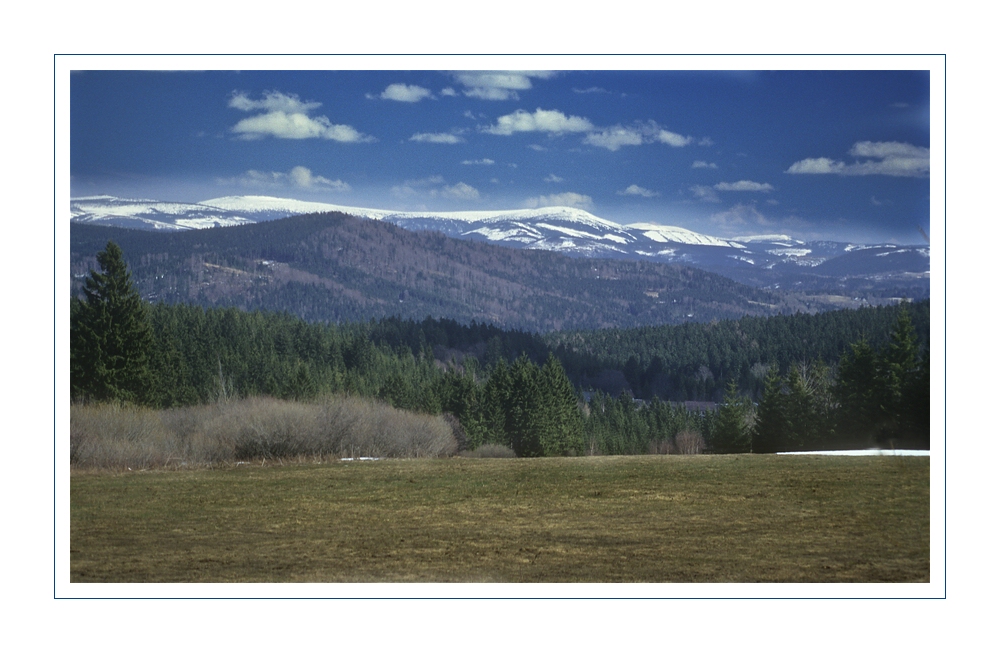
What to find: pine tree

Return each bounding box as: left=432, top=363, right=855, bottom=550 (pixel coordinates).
left=71, top=241, right=155, bottom=404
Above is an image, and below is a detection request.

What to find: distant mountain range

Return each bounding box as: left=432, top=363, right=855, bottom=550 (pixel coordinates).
left=71, top=194, right=930, bottom=304
left=71, top=212, right=820, bottom=332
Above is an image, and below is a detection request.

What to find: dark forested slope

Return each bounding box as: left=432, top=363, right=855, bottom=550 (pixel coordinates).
left=71, top=212, right=806, bottom=332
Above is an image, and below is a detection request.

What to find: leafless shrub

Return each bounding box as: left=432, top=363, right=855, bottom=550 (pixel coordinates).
left=315, top=395, right=456, bottom=459
left=442, top=413, right=469, bottom=452
left=70, top=395, right=457, bottom=469
left=70, top=403, right=180, bottom=470
left=648, top=439, right=676, bottom=455
left=672, top=429, right=706, bottom=455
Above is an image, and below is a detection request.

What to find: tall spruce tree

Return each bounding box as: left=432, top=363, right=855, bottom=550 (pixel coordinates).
left=71, top=241, right=154, bottom=404
left=713, top=379, right=752, bottom=453
left=880, top=307, right=921, bottom=445
left=833, top=338, right=883, bottom=447
left=751, top=366, right=789, bottom=453
left=539, top=354, right=585, bottom=455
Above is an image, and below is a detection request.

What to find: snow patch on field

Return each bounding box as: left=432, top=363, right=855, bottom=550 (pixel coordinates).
left=777, top=449, right=929, bottom=456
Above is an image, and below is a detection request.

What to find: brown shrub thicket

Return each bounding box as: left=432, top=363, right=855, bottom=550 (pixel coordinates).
left=70, top=395, right=458, bottom=470
left=647, top=430, right=706, bottom=455
left=674, top=429, right=706, bottom=455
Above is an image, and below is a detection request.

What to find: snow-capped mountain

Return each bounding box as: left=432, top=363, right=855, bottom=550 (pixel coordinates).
left=71, top=194, right=787, bottom=259
left=70, top=195, right=929, bottom=297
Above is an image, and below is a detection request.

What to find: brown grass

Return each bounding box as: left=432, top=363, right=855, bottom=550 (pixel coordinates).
left=70, top=454, right=930, bottom=583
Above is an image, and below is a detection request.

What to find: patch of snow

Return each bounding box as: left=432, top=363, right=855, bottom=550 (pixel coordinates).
left=767, top=248, right=812, bottom=257
left=175, top=216, right=255, bottom=229
left=844, top=243, right=890, bottom=252
left=732, top=234, right=797, bottom=244
left=776, top=449, right=929, bottom=456
left=630, top=223, right=739, bottom=247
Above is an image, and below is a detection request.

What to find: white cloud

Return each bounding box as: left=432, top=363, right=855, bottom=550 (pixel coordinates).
left=462, top=158, right=495, bottom=165
left=405, top=175, right=445, bottom=187
left=441, top=87, right=457, bottom=97
left=528, top=144, right=547, bottom=152
left=381, top=83, right=433, bottom=103
left=709, top=203, right=771, bottom=229
left=656, top=129, right=693, bottom=147
left=544, top=174, right=563, bottom=183
left=229, top=91, right=374, bottom=143
left=786, top=141, right=929, bottom=177
left=522, top=192, right=593, bottom=210
left=218, top=166, right=351, bottom=192
left=584, top=126, right=643, bottom=151
left=692, top=160, right=718, bottom=169
left=619, top=184, right=659, bottom=197
left=442, top=182, right=480, bottom=200
left=453, top=71, right=555, bottom=101
left=690, top=185, right=720, bottom=202
left=483, top=108, right=594, bottom=135
left=391, top=176, right=479, bottom=202
left=583, top=121, right=692, bottom=151
left=698, top=137, right=715, bottom=146
left=410, top=132, right=464, bottom=144
left=573, top=87, right=610, bottom=94
left=715, top=180, right=774, bottom=192
left=228, top=91, right=321, bottom=113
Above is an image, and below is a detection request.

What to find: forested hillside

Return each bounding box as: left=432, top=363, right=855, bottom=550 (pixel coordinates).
left=71, top=213, right=807, bottom=332
left=71, top=241, right=931, bottom=455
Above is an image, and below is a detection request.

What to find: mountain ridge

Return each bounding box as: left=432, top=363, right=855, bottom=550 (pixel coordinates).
left=70, top=211, right=808, bottom=332
left=71, top=194, right=930, bottom=302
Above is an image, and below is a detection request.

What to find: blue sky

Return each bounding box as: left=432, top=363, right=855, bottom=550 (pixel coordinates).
left=70, top=68, right=930, bottom=243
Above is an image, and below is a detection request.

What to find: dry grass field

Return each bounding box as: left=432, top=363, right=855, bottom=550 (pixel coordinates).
left=70, top=454, right=929, bottom=583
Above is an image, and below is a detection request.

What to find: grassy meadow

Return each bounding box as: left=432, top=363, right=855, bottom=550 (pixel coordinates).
left=71, top=454, right=929, bottom=583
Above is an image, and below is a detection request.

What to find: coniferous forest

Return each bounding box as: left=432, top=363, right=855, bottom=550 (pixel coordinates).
left=71, top=241, right=931, bottom=457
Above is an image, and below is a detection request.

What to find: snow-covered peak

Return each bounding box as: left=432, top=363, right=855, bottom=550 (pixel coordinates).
left=627, top=223, right=742, bottom=248
left=199, top=195, right=394, bottom=218
left=732, top=234, right=799, bottom=244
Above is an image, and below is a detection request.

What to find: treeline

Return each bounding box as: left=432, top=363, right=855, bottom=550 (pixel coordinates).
left=580, top=305, right=930, bottom=454
left=546, top=301, right=929, bottom=401
left=71, top=241, right=930, bottom=457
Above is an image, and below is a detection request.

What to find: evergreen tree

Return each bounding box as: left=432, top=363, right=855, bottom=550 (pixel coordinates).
left=901, top=344, right=931, bottom=449
left=833, top=338, right=883, bottom=447
left=539, top=354, right=585, bottom=455
left=784, top=364, right=818, bottom=451
left=71, top=241, right=154, bottom=404
left=713, top=379, right=752, bottom=453
left=752, top=366, right=788, bottom=453
left=880, top=307, right=921, bottom=445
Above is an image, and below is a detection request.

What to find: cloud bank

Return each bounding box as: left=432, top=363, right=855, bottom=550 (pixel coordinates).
left=618, top=184, right=659, bottom=197
left=229, top=91, right=374, bottom=143
left=453, top=71, right=556, bottom=101
left=522, top=192, right=593, bottom=210
left=218, top=166, right=351, bottom=192
left=786, top=141, right=929, bottom=177
left=715, top=180, right=774, bottom=192
left=483, top=108, right=594, bottom=135
left=380, top=84, right=433, bottom=102
left=409, top=132, right=464, bottom=144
